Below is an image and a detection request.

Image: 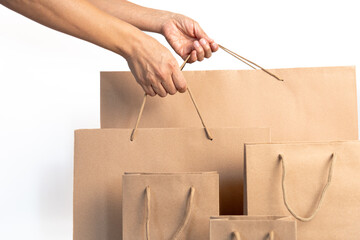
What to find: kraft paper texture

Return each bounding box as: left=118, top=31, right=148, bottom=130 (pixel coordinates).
left=100, top=66, right=358, bottom=142
left=245, top=141, right=360, bottom=240
left=123, top=172, right=219, bottom=239
left=74, top=127, right=270, bottom=240
left=210, top=216, right=296, bottom=240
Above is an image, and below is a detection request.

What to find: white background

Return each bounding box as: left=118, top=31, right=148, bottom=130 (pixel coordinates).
left=0, top=0, right=359, bottom=239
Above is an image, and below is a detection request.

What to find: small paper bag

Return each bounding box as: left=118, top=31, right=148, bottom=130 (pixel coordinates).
left=244, top=141, right=360, bottom=240
left=210, top=216, right=296, bottom=240
left=123, top=172, right=219, bottom=240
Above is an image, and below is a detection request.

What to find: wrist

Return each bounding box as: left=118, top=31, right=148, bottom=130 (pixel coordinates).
left=111, top=23, right=145, bottom=60
left=159, top=12, right=178, bottom=34
left=158, top=12, right=181, bottom=36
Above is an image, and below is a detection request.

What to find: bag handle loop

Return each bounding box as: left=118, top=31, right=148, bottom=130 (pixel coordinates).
left=130, top=55, right=213, bottom=141
left=278, top=153, right=336, bottom=222
left=232, top=230, right=275, bottom=240
left=145, top=186, right=196, bottom=240
left=218, top=45, right=283, bottom=81
left=130, top=45, right=283, bottom=141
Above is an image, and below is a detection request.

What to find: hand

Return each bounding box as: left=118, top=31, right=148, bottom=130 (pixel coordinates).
left=125, top=31, right=187, bottom=97
left=161, top=14, right=219, bottom=63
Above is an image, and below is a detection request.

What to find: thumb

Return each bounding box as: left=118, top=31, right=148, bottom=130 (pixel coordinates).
left=172, top=67, right=187, bottom=93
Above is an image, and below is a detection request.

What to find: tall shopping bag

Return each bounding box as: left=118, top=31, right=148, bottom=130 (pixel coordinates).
left=244, top=141, right=360, bottom=240
left=100, top=65, right=358, bottom=142
left=122, top=172, right=219, bottom=239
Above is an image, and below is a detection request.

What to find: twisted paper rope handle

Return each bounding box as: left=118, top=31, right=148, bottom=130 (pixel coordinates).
left=130, top=55, right=213, bottom=141
left=279, top=153, right=336, bottom=222
left=145, top=186, right=196, bottom=240
left=218, top=45, right=283, bottom=81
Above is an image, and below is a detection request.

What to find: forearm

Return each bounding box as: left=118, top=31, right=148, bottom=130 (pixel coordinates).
left=0, top=0, right=144, bottom=58
left=87, top=0, right=174, bottom=33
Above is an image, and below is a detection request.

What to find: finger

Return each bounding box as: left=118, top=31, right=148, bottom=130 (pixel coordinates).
left=194, top=40, right=205, bottom=61
left=210, top=42, right=219, bottom=52
left=198, top=31, right=218, bottom=53
left=149, top=86, right=157, bottom=96
left=194, top=23, right=218, bottom=52
left=194, top=23, right=213, bottom=43
left=188, top=50, right=197, bottom=63
left=172, top=69, right=187, bottom=93
left=139, top=82, right=156, bottom=96
left=145, top=85, right=156, bottom=97
left=161, top=77, right=177, bottom=95
left=152, top=83, right=167, bottom=97
left=199, top=38, right=212, bottom=58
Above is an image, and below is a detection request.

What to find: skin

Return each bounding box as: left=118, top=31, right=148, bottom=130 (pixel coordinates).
left=0, top=0, right=218, bottom=97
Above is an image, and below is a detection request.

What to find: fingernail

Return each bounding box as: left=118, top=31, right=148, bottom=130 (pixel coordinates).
left=200, top=38, right=207, bottom=45
left=194, top=41, right=200, bottom=48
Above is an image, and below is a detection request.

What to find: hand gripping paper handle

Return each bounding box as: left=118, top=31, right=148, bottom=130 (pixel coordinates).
left=130, top=46, right=283, bottom=141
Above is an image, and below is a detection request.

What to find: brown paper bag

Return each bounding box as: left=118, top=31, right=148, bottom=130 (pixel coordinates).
left=122, top=172, right=219, bottom=239
left=244, top=141, right=360, bottom=240
left=210, top=216, right=296, bottom=240
left=100, top=66, right=358, bottom=142
left=74, top=127, right=270, bottom=240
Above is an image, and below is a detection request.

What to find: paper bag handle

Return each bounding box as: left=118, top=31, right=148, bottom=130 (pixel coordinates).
left=130, top=45, right=283, bottom=141
left=144, top=186, right=195, bottom=240
left=232, top=230, right=274, bottom=240
left=218, top=45, right=283, bottom=81
left=279, top=153, right=336, bottom=222
left=130, top=55, right=213, bottom=141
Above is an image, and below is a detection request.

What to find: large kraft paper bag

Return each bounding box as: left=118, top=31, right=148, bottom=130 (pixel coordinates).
left=100, top=66, right=358, bottom=142
left=74, top=127, right=270, bottom=240
left=244, top=141, right=360, bottom=240
left=122, top=172, right=219, bottom=239
left=210, top=216, right=296, bottom=240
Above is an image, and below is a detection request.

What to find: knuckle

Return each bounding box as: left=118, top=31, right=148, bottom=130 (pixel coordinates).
left=150, top=78, right=159, bottom=86
left=144, top=71, right=152, bottom=79
left=167, top=62, right=177, bottom=72
left=169, top=61, right=178, bottom=69
left=145, top=72, right=155, bottom=83
left=156, top=70, right=167, bottom=80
